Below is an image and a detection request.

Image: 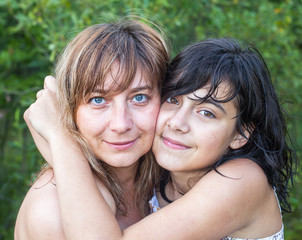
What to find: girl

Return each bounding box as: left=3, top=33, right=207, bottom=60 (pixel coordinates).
left=23, top=38, right=295, bottom=239
left=14, top=19, right=169, bottom=239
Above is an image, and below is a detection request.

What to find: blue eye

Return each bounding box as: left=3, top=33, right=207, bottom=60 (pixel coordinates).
left=132, top=94, right=148, bottom=103
left=91, top=97, right=105, bottom=105
left=167, top=97, right=179, bottom=105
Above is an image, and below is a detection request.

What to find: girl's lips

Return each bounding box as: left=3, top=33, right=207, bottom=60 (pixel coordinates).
left=162, top=136, right=190, bottom=150
left=104, top=139, right=138, bottom=150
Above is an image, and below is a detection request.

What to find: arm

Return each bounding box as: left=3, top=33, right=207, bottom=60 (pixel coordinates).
left=50, top=153, right=270, bottom=239
left=24, top=77, right=56, bottom=166
left=24, top=76, right=120, bottom=239
left=49, top=134, right=121, bottom=239
left=24, top=109, right=53, bottom=166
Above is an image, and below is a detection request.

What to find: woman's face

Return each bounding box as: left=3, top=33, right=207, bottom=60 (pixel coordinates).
left=76, top=66, right=160, bottom=168
left=153, top=81, right=246, bottom=175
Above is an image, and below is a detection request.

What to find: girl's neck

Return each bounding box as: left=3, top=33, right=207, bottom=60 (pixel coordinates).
left=164, top=169, right=209, bottom=202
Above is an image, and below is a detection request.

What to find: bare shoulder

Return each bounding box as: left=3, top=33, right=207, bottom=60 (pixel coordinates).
left=205, top=158, right=267, bottom=185
left=15, top=169, right=117, bottom=240
left=192, top=158, right=273, bottom=229
left=182, top=158, right=277, bottom=237
left=187, top=158, right=271, bottom=224
left=14, top=169, right=65, bottom=240
left=200, top=158, right=269, bottom=199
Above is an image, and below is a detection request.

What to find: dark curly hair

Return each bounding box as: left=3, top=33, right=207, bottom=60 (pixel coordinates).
left=161, top=37, right=297, bottom=212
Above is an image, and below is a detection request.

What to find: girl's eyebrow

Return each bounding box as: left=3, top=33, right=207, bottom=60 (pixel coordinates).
left=203, top=98, right=226, bottom=114
left=193, top=98, right=227, bottom=114
left=188, top=95, right=227, bottom=114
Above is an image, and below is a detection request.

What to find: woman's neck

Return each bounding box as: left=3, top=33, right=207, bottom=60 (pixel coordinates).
left=112, top=162, right=142, bottom=229
left=111, top=161, right=139, bottom=187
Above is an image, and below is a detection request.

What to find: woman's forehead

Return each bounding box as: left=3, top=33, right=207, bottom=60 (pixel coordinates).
left=92, top=66, right=154, bottom=95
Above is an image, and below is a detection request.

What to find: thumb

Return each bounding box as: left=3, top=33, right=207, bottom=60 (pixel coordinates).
left=44, top=75, right=57, bottom=92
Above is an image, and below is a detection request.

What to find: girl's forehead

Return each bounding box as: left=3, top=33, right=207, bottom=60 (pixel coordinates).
left=190, top=81, right=232, bottom=100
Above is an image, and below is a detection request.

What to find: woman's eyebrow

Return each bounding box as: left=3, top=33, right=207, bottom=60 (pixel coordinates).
left=91, top=88, right=107, bottom=94
left=129, top=86, right=152, bottom=93
left=91, top=85, right=152, bottom=95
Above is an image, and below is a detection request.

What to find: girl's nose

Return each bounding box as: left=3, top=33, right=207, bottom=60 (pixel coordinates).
left=167, top=107, right=190, bottom=133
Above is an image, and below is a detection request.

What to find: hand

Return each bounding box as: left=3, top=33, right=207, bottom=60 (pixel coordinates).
left=24, top=76, right=61, bottom=143
left=24, top=76, right=62, bottom=166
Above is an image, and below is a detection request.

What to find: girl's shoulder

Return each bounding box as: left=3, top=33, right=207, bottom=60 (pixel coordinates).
left=192, top=158, right=282, bottom=237
left=210, top=158, right=268, bottom=186
left=199, top=158, right=269, bottom=204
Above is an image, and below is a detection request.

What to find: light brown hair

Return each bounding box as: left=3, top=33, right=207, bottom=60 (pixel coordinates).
left=54, top=18, right=169, bottom=216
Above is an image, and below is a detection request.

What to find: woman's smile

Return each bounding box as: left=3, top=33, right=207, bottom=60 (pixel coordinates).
left=103, top=138, right=138, bottom=151
left=76, top=66, right=161, bottom=168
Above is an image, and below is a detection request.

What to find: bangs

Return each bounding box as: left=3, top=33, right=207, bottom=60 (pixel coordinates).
left=71, top=24, right=158, bottom=102
left=88, top=62, right=154, bottom=98
left=162, top=45, right=240, bottom=104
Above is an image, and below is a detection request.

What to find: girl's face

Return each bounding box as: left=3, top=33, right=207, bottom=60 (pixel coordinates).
left=76, top=66, right=160, bottom=168
left=153, top=81, right=247, bottom=175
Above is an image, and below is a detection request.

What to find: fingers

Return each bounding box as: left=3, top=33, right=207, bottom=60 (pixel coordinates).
left=36, top=89, right=44, bottom=99
left=23, top=108, right=29, bottom=122
left=44, top=75, right=56, bottom=92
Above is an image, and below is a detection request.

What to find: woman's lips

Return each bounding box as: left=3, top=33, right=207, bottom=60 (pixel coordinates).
left=104, top=139, right=138, bottom=150
left=162, top=136, right=190, bottom=150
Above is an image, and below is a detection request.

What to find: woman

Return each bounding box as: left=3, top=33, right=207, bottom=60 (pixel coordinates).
left=14, top=19, right=169, bottom=239
left=22, top=38, right=296, bottom=239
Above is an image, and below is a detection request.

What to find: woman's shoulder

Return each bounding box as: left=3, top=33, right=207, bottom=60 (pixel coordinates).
left=14, top=169, right=65, bottom=240
left=14, top=169, right=116, bottom=240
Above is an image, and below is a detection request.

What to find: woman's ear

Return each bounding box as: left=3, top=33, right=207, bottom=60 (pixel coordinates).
left=230, top=125, right=251, bottom=150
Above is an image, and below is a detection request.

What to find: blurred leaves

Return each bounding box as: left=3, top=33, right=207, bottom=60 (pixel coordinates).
left=0, top=0, right=301, bottom=239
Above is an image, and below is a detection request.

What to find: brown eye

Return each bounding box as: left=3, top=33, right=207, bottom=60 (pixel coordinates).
left=199, top=110, right=215, bottom=118
left=167, top=97, right=179, bottom=105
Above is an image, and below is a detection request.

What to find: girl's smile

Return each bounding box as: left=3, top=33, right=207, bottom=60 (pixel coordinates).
left=153, top=81, right=247, bottom=175
left=161, top=136, right=190, bottom=150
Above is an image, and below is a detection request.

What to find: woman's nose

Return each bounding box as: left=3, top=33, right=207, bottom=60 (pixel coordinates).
left=109, top=102, right=133, bottom=133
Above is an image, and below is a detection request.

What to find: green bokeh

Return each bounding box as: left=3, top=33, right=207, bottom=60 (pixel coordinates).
left=1, top=0, right=301, bottom=239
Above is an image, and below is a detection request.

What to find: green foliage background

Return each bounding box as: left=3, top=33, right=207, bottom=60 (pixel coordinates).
left=0, top=0, right=301, bottom=239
